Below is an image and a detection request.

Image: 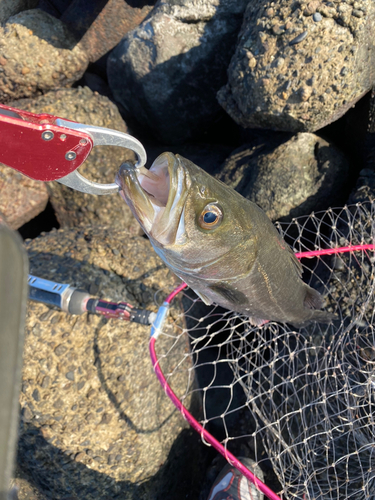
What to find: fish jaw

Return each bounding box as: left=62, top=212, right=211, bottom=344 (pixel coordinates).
left=149, top=155, right=189, bottom=247
left=116, top=163, right=156, bottom=233
left=116, top=153, right=190, bottom=246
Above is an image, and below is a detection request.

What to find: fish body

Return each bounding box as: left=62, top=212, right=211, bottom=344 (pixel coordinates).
left=116, top=152, right=334, bottom=326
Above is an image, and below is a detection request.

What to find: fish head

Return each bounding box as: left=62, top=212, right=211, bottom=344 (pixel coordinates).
left=116, top=152, right=254, bottom=274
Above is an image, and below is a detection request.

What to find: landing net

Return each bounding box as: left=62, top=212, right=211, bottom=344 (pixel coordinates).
left=151, top=202, right=375, bottom=500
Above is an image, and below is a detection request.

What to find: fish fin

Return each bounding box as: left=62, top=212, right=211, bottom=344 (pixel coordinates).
left=304, top=286, right=325, bottom=310
left=293, top=310, right=338, bottom=327
left=248, top=317, right=269, bottom=327
left=208, top=283, right=249, bottom=306
left=309, top=310, right=337, bottom=324
left=192, top=289, right=213, bottom=306
left=299, top=286, right=338, bottom=325
left=287, top=245, right=303, bottom=277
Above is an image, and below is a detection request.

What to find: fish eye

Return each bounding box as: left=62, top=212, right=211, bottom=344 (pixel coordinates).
left=198, top=204, right=223, bottom=230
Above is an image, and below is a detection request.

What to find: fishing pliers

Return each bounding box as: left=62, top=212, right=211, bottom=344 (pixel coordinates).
left=0, top=103, right=146, bottom=195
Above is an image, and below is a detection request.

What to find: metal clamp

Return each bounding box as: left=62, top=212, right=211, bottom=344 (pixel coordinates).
left=0, top=103, right=147, bottom=196
left=55, top=119, right=147, bottom=195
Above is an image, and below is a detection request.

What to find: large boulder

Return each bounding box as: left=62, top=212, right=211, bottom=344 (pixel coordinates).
left=0, top=165, right=48, bottom=229
left=10, top=87, right=140, bottom=232
left=108, top=0, right=249, bottom=144
left=19, top=225, right=207, bottom=500
left=0, top=0, right=38, bottom=23
left=60, top=0, right=154, bottom=64
left=0, top=9, right=88, bottom=103
left=216, top=132, right=350, bottom=221
left=218, top=0, right=375, bottom=133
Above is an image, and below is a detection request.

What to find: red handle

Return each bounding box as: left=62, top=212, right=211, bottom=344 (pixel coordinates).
left=0, top=104, right=93, bottom=182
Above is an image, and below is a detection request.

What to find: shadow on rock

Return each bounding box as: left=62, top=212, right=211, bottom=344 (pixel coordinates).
left=17, top=421, right=210, bottom=500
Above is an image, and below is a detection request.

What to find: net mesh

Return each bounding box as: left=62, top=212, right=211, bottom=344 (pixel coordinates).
left=155, top=202, right=375, bottom=500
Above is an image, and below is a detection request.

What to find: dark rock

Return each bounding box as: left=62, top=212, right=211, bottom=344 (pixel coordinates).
left=0, top=165, right=48, bottom=230
left=0, top=1, right=39, bottom=23
left=146, top=142, right=236, bottom=177
left=9, top=87, right=140, bottom=232
left=108, top=0, right=249, bottom=143
left=40, top=376, right=50, bottom=389
left=0, top=9, right=88, bottom=102
left=218, top=0, right=375, bottom=133
left=348, top=168, right=375, bottom=204
left=60, top=0, right=154, bottom=63
left=65, top=371, right=75, bottom=381
left=38, top=310, right=54, bottom=322
left=22, top=407, right=33, bottom=422
left=216, top=132, right=350, bottom=221
left=32, top=389, right=40, bottom=402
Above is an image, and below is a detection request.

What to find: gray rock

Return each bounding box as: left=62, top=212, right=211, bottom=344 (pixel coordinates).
left=216, top=133, right=350, bottom=221
left=9, top=87, right=140, bottom=233
left=146, top=142, right=235, bottom=176
left=0, top=9, right=89, bottom=102
left=0, top=165, right=48, bottom=230
left=108, top=0, right=249, bottom=144
left=20, top=226, right=207, bottom=500
left=0, top=0, right=38, bottom=23
left=218, top=0, right=375, bottom=133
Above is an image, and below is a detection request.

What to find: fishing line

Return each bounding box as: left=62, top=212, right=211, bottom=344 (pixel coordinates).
left=149, top=202, right=375, bottom=500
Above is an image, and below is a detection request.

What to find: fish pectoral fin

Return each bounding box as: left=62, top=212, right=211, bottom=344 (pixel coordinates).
left=192, top=288, right=213, bottom=306
left=249, top=316, right=269, bottom=327
left=304, top=285, right=324, bottom=310
left=287, top=245, right=303, bottom=277
left=208, top=283, right=249, bottom=306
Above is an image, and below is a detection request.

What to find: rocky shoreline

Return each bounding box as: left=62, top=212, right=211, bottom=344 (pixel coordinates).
left=0, top=1, right=374, bottom=499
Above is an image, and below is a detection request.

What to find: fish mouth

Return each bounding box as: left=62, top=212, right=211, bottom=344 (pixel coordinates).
left=116, top=152, right=189, bottom=246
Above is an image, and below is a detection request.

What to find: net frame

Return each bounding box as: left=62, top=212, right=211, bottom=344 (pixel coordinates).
left=149, top=202, right=375, bottom=500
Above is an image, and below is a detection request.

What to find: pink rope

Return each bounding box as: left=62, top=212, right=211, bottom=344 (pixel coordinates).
left=165, top=282, right=187, bottom=302
left=149, top=337, right=282, bottom=500
left=295, top=243, right=375, bottom=259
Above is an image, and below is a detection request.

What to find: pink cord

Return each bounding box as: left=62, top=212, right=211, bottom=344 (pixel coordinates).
left=149, top=337, right=282, bottom=500
left=165, top=282, right=187, bottom=302
left=295, top=243, right=375, bottom=259
left=150, top=243, right=375, bottom=500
